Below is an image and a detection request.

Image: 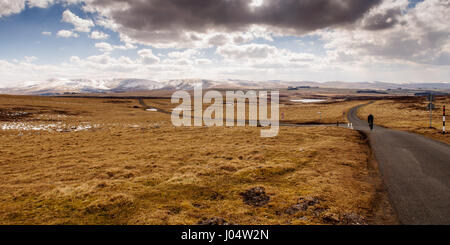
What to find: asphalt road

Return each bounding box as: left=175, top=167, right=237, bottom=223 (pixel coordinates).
left=348, top=103, right=450, bottom=225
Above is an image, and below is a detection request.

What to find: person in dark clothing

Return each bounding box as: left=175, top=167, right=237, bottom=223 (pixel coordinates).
left=368, top=114, right=374, bottom=130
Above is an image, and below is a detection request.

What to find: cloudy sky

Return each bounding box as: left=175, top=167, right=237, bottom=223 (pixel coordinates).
left=0, top=0, right=449, bottom=87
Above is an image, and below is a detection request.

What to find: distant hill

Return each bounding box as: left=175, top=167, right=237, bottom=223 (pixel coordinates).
left=0, top=78, right=449, bottom=95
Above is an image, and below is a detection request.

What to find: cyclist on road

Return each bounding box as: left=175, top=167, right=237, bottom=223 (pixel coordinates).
left=368, top=114, right=374, bottom=131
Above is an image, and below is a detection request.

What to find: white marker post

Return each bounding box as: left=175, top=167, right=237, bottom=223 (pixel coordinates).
left=443, top=105, right=446, bottom=135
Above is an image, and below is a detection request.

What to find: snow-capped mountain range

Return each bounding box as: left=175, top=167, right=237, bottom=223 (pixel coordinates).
left=0, top=78, right=449, bottom=95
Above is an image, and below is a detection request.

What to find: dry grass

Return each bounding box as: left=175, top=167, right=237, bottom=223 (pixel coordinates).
left=0, top=95, right=393, bottom=225
left=142, top=97, right=368, bottom=125
left=280, top=100, right=368, bottom=124
left=358, top=96, right=450, bottom=145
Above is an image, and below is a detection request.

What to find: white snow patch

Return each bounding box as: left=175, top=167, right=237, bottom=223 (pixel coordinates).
left=0, top=122, right=100, bottom=132
left=290, top=99, right=326, bottom=103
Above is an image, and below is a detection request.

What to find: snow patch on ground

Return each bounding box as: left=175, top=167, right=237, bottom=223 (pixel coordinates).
left=290, top=99, right=326, bottom=103
left=0, top=122, right=101, bottom=132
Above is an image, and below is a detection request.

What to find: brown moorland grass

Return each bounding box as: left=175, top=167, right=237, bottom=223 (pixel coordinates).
left=0, top=95, right=394, bottom=224
left=280, top=100, right=368, bottom=124
left=358, top=96, right=450, bottom=145
left=141, top=97, right=368, bottom=125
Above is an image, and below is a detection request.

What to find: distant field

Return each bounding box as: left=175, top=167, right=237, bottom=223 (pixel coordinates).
left=280, top=100, right=368, bottom=124
left=0, top=95, right=395, bottom=225
left=358, top=96, right=450, bottom=145
left=141, top=93, right=368, bottom=125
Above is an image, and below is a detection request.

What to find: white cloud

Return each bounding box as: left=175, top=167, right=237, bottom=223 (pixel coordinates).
left=69, top=56, right=81, bottom=63
left=195, top=59, right=213, bottom=65
left=114, top=42, right=137, bottom=50
left=318, top=0, right=450, bottom=66
left=163, top=49, right=211, bottom=67
left=95, top=42, right=114, bottom=52
left=62, top=9, right=94, bottom=33
left=138, top=49, right=160, bottom=65
left=24, top=56, right=38, bottom=63
left=41, top=31, right=52, bottom=36
left=94, top=15, right=119, bottom=31
left=0, top=0, right=57, bottom=18
left=162, top=58, right=192, bottom=66
left=86, top=53, right=111, bottom=65
left=250, top=0, right=264, bottom=8
left=27, top=0, right=55, bottom=8
left=0, top=0, right=26, bottom=18
left=90, top=30, right=109, bottom=40
left=94, top=41, right=137, bottom=52
left=167, top=49, right=199, bottom=59
left=217, top=43, right=277, bottom=60
left=215, top=43, right=323, bottom=75
left=56, top=29, right=79, bottom=38
left=208, top=34, right=230, bottom=46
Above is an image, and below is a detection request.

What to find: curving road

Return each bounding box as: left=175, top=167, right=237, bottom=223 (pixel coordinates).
left=348, top=103, right=450, bottom=225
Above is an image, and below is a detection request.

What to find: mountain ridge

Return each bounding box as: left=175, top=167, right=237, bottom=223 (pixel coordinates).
left=1, top=78, right=449, bottom=95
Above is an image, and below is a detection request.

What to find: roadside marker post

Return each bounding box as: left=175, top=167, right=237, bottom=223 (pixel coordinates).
left=444, top=105, right=446, bottom=135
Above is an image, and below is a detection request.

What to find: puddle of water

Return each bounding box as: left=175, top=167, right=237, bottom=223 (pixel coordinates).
left=290, top=99, right=326, bottom=103
left=172, top=107, right=191, bottom=111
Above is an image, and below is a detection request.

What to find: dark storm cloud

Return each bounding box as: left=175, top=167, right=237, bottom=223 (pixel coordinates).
left=362, top=8, right=402, bottom=30
left=91, top=0, right=252, bottom=32
left=90, top=0, right=382, bottom=33
left=258, top=0, right=383, bottom=30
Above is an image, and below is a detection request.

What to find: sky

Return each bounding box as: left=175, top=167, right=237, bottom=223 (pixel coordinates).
left=0, top=0, right=449, bottom=87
